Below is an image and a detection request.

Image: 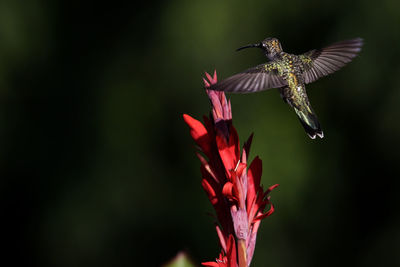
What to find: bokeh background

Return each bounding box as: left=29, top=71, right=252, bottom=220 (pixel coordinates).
left=2, top=0, right=400, bottom=266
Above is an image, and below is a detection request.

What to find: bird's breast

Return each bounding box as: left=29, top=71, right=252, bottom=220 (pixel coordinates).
left=286, top=73, right=308, bottom=103
left=287, top=73, right=298, bottom=87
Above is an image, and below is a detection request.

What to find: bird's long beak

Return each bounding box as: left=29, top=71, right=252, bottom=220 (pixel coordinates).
left=236, top=43, right=261, bottom=51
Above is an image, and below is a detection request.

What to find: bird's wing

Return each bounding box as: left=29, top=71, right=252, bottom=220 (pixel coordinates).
left=208, top=63, right=287, bottom=93
left=300, top=38, right=363, bottom=84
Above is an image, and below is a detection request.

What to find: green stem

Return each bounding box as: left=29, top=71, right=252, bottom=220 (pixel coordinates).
left=237, top=239, right=248, bottom=267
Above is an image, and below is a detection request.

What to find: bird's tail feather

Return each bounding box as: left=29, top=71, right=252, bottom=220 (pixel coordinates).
left=294, top=107, right=324, bottom=139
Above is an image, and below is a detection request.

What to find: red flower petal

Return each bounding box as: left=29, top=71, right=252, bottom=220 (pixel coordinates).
left=197, top=152, right=219, bottom=184
left=216, top=225, right=227, bottom=253
left=236, top=163, right=247, bottom=178
left=226, top=235, right=238, bottom=267
left=203, top=77, right=211, bottom=88
left=215, top=127, right=240, bottom=176
left=212, top=69, right=218, bottom=83
left=222, top=182, right=235, bottom=200
left=204, top=70, right=218, bottom=86
left=242, top=134, right=253, bottom=163
left=229, top=126, right=241, bottom=162
left=246, top=156, right=262, bottom=213
left=183, top=114, right=211, bottom=156
left=264, top=184, right=279, bottom=197
left=205, top=71, right=214, bottom=84
left=201, top=178, right=218, bottom=205
left=202, top=261, right=225, bottom=267
left=253, top=204, right=275, bottom=221
left=201, top=169, right=234, bottom=234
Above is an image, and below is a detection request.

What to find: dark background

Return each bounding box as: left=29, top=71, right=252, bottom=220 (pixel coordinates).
left=2, top=0, right=400, bottom=266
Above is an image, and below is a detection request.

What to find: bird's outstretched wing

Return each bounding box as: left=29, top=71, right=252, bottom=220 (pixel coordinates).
left=208, top=63, right=287, bottom=93
left=300, top=38, right=363, bottom=84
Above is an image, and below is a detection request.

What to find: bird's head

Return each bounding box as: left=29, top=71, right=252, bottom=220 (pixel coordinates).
left=237, top=37, right=282, bottom=60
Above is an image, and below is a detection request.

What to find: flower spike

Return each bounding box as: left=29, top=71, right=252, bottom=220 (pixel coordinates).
left=184, top=71, right=278, bottom=267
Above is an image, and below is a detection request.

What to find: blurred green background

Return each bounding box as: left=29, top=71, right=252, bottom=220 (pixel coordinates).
left=2, top=0, right=400, bottom=266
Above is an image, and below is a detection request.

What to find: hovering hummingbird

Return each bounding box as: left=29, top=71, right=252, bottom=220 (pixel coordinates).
left=208, top=37, right=363, bottom=139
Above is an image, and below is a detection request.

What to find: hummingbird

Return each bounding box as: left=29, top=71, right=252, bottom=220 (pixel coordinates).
left=208, top=37, right=363, bottom=139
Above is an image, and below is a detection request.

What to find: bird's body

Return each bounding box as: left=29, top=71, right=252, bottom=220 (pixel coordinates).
left=270, top=51, right=323, bottom=138
left=208, top=37, right=363, bottom=139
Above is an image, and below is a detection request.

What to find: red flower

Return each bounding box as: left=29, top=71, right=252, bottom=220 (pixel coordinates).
left=183, top=71, right=278, bottom=267
left=202, top=235, right=237, bottom=267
